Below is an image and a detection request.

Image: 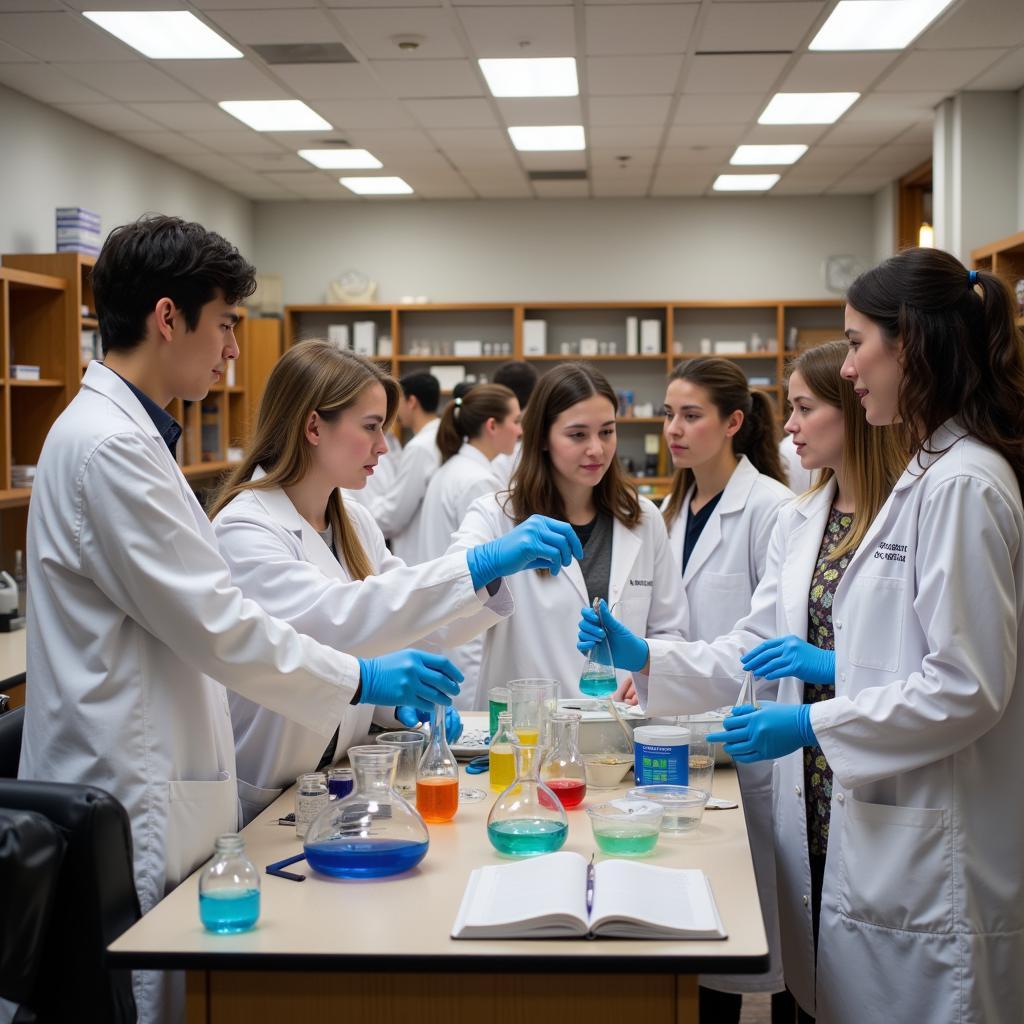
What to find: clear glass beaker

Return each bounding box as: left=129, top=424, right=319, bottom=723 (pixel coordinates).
left=487, top=738, right=568, bottom=857
left=375, top=730, right=425, bottom=797
left=198, top=833, right=260, bottom=933
left=507, top=678, right=559, bottom=749
left=303, top=745, right=429, bottom=878
left=416, top=703, right=459, bottom=823
left=579, top=600, right=618, bottom=697
left=540, top=711, right=587, bottom=809
left=489, top=711, right=516, bottom=792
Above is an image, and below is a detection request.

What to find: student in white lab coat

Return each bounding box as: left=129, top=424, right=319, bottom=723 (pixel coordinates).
left=491, top=360, right=538, bottom=489
left=657, top=357, right=793, bottom=1023
left=578, top=341, right=904, bottom=1021
left=358, top=371, right=441, bottom=563
left=210, top=344, right=580, bottom=821
left=451, top=363, right=687, bottom=704
left=15, top=217, right=464, bottom=1024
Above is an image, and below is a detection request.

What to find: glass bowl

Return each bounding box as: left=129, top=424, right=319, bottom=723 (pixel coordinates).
left=587, top=798, right=664, bottom=856
left=583, top=754, right=633, bottom=789
left=627, top=784, right=709, bottom=833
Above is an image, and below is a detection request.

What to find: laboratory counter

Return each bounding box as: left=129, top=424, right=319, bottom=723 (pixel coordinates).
left=108, top=715, right=768, bottom=1024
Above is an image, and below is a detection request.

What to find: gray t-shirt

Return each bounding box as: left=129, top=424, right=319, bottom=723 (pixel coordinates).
left=572, top=513, right=613, bottom=607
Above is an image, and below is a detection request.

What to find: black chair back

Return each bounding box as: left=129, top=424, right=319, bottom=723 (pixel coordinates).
left=0, top=705, right=24, bottom=778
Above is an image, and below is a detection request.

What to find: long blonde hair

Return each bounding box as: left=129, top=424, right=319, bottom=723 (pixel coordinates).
left=210, top=340, right=399, bottom=581
left=788, top=340, right=905, bottom=562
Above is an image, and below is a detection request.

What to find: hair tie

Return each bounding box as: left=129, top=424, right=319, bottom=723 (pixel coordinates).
left=969, top=270, right=979, bottom=285
left=453, top=395, right=462, bottom=418
left=454, top=396, right=462, bottom=407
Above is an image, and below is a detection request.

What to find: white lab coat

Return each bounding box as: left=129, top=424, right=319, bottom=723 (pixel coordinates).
left=449, top=491, right=688, bottom=703
left=491, top=439, right=521, bottom=490
left=643, top=424, right=1024, bottom=1022
left=17, top=364, right=360, bottom=1023
left=666, top=455, right=792, bottom=996
left=344, top=430, right=402, bottom=510
left=362, top=418, right=440, bottom=564
left=213, top=473, right=513, bottom=821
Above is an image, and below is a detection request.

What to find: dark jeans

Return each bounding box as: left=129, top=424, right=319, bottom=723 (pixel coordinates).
left=698, top=987, right=798, bottom=1024
left=793, top=850, right=828, bottom=1024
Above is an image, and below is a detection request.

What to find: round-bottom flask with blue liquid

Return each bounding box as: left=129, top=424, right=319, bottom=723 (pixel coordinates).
left=303, top=745, right=430, bottom=879
left=487, top=739, right=568, bottom=857
left=198, top=834, right=260, bottom=934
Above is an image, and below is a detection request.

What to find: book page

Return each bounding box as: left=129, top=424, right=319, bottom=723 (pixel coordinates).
left=453, top=851, right=589, bottom=937
left=590, top=860, right=725, bottom=938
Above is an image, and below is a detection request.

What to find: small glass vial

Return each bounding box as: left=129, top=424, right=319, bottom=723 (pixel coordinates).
left=489, top=711, right=517, bottom=792
left=327, top=767, right=354, bottom=800
left=198, top=834, right=260, bottom=934
left=295, top=771, right=328, bottom=839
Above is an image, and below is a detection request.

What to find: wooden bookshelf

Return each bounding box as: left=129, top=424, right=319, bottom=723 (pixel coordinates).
left=971, top=230, right=1024, bottom=312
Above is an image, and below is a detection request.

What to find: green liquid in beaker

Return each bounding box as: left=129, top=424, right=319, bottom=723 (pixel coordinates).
left=579, top=673, right=617, bottom=697
left=593, top=828, right=659, bottom=856
left=487, top=819, right=568, bottom=857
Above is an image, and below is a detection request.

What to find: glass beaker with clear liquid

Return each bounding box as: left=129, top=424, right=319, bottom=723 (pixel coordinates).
left=487, top=737, right=568, bottom=856
left=303, top=745, right=429, bottom=878
left=540, top=710, right=587, bottom=809
left=416, top=703, right=459, bottom=823
left=579, top=598, right=617, bottom=698
left=508, top=678, right=559, bottom=748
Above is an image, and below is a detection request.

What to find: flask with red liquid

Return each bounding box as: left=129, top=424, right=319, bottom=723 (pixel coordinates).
left=541, top=710, right=587, bottom=810
left=416, top=703, right=459, bottom=823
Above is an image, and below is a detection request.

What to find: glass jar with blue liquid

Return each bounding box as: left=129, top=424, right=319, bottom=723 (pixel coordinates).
left=198, top=834, right=260, bottom=934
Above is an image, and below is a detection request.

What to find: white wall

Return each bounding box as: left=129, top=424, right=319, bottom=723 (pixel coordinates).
left=253, top=196, right=875, bottom=304
left=0, top=84, right=253, bottom=257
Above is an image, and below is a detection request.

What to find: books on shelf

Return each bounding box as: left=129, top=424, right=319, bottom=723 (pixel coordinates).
left=200, top=401, right=220, bottom=462
left=81, top=328, right=101, bottom=366
left=11, top=465, right=35, bottom=489
left=451, top=851, right=725, bottom=941
left=10, top=365, right=40, bottom=381
left=56, top=207, right=101, bottom=255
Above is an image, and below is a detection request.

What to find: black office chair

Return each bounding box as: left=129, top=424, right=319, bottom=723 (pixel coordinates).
left=0, top=807, right=66, bottom=1022
left=0, top=704, right=24, bottom=778
left=0, top=780, right=141, bottom=1023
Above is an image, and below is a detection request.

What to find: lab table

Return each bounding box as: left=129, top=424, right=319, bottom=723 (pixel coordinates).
left=108, top=716, right=768, bottom=1024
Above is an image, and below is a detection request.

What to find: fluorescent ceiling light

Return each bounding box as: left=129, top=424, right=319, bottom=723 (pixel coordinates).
left=759, top=92, right=860, bottom=125
left=83, top=11, right=242, bottom=60
left=508, top=125, right=585, bottom=152
left=340, top=176, right=414, bottom=196
left=731, top=144, right=808, bottom=166
left=810, top=0, right=956, bottom=51
left=219, top=101, right=331, bottom=132
left=713, top=174, right=781, bottom=192
left=299, top=149, right=382, bottom=169
left=479, top=57, right=578, bottom=97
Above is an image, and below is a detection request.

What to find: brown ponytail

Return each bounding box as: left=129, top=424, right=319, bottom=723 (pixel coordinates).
left=436, top=382, right=517, bottom=463
left=662, top=357, right=785, bottom=528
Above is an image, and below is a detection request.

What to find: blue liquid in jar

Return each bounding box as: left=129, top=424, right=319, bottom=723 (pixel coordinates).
left=487, top=819, right=568, bottom=857
left=579, top=673, right=617, bottom=698
left=304, top=838, right=428, bottom=878
left=199, top=889, right=260, bottom=934
left=329, top=777, right=353, bottom=799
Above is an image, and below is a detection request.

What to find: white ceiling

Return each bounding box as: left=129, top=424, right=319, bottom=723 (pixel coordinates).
left=0, top=0, right=1021, bottom=201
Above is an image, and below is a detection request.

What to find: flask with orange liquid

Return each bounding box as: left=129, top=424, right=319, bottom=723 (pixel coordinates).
left=416, top=703, right=459, bottom=823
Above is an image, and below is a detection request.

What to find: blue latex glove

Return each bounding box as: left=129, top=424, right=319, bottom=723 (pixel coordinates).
left=741, top=636, right=835, bottom=685
left=395, top=705, right=464, bottom=744
left=576, top=598, right=650, bottom=673
left=706, top=702, right=816, bottom=763
left=467, top=514, right=584, bottom=590
left=357, top=650, right=462, bottom=710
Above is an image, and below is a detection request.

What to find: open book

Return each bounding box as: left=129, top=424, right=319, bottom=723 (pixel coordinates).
left=452, top=851, right=726, bottom=940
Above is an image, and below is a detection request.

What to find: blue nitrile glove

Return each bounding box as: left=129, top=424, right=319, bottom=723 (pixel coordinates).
left=706, top=702, right=816, bottom=763
left=741, top=636, right=835, bottom=685
left=577, top=598, right=650, bottom=673
left=467, top=514, right=584, bottom=590
left=395, top=705, right=464, bottom=744
left=357, top=650, right=462, bottom=710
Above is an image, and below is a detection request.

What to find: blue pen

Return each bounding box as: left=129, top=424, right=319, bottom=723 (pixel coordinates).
left=586, top=853, right=596, bottom=914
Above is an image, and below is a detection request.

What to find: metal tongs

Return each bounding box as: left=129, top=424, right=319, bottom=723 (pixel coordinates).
left=736, top=669, right=760, bottom=709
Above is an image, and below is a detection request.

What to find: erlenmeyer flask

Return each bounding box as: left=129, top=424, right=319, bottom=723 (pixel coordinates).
left=487, top=738, right=568, bottom=856
left=540, top=711, right=587, bottom=809
left=303, top=745, right=429, bottom=878
left=579, top=598, right=617, bottom=697
left=416, top=703, right=459, bottom=823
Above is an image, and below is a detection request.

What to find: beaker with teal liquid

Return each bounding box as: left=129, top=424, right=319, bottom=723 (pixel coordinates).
left=579, top=598, right=617, bottom=698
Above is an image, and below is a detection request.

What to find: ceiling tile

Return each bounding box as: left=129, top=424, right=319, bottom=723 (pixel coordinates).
left=585, top=4, right=699, bottom=56
left=827, top=173, right=895, bottom=195
left=893, top=121, right=934, bottom=144
left=782, top=52, right=898, bottom=93
left=0, top=12, right=136, bottom=62
left=205, top=8, right=342, bottom=45
left=587, top=123, right=665, bottom=146
left=0, top=38, right=32, bottom=61
left=965, top=46, right=1024, bottom=91
left=740, top=122, right=828, bottom=144
left=129, top=101, right=242, bottom=131
left=405, top=97, right=497, bottom=127
left=184, top=130, right=285, bottom=154
left=917, top=0, right=1024, bottom=50
left=428, top=126, right=510, bottom=150
left=331, top=9, right=466, bottom=60
left=675, top=93, right=763, bottom=124
left=589, top=147, right=658, bottom=170
left=591, top=179, right=648, bottom=197
left=659, top=145, right=732, bottom=166
left=518, top=150, right=587, bottom=171
left=370, top=58, right=482, bottom=97
left=315, top=98, right=417, bottom=128
left=118, top=131, right=216, bottom=156
left=56, top=62, right=200, bottom=102
left=496, top=96, right=582, bottom=125
left=463, top=175, right=532, bottom=199
left=533, top=179, right=589, bottom=198
left=153, top=60, right=287, bottom=102
left=844, top=92, right=946, bottom=122
left=194, top=0, right=343, bottom=9
left=171, top=152, right=249, bottom=177
left=447, top=152, right=520, bottom=173
left=772, top=179, right=826, bottom=195
left=263, top=171, right=350, bottom=195
left=697, top=2, right=824, bottom=53
left=415, top=181, right=474, bottom=198
left=271, top=63, right=387, bottom=99
left=585, top=55, right=682, bottom=95
left=798, top=144, right=876, bottom=168
left=345, top=127, right=439, bottom=152
left=56, top=102, right=163, bottom=133
left=456, top=5, right=576, bottom=57
left=0, top=0, right=63, bottom=9
left=650, top=165, right=714, bottom=196
left=877, top=48, right=1008, bottom=93
left=0, top=62, right=109, bottom=103
left=329, top=0, right=447, bottom=6
left=450, top=0, right=566, bottom=5
left=685, top=54, right=788, bottom=95
left=818, top=121, right=908, bottom=146
left=665, top=123, right=746, bottom=146
left=588, top=95, right=671, bottom=125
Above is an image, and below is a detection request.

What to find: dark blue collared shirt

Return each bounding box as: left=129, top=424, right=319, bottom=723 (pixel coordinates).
left=110, top=369, right=182, bottom=458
